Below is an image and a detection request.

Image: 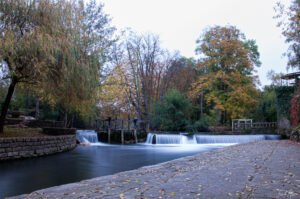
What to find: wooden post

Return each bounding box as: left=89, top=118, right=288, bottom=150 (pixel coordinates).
left=128, top=115, right=130, bottom=131
left=133, top=119, right=138, bottom=143
left=108, top=128, right=111, bottom=144
left=102, top=120, right=104, bottom=131
left=95, top=119, right=98, bottom=129
left=134, top=129, right=137, bottom=143
left=121, top=130, right=124, bottom=144
left=108, top=117, right=111, bottom=143
left=121, top=120, right=124, bottom=144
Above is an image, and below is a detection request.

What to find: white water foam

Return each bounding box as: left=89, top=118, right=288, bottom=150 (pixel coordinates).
left=145, top=133, right=280, bottom=145
left=76, top=130, right=106, bottom=146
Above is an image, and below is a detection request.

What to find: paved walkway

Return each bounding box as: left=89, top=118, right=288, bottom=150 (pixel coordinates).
left=11, top=141, right=300, bottom=199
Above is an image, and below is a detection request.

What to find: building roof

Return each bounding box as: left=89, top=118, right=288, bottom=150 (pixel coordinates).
left=281, top=72, right=300, bottom=80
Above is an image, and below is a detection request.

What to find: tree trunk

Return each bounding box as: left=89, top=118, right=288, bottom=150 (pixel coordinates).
left=0, top=78, right=17, bottom=133
left=199, top=92, right=203, bottom=119
left=64, top=111, right=68, bottom=128
left=35, top=98, right=40, bottom=119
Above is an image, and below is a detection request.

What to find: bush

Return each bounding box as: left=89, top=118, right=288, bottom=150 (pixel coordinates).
left=291, top=125, right=300, bottom=142
left=151, top=89, right=192, bottom=131
left=186, top=114, right=215, bottom=132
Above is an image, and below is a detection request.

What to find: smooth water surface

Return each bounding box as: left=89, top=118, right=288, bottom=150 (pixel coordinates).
left=0, top=143, right=232, bottom=198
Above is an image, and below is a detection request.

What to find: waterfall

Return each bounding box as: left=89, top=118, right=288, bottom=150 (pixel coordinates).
left=76, top=130, right=99, bottom=144
left=181, top=134, right=197, bottom=144
left=145, top=133, right=197, bottom=144
left=195, top=135, right=267, bottom=144
left=156, top=134, right=183, bottom=144
left=145, top=133, right=281, bottom=145
left=145, top=133, right=184, bottom=144
left=145, top=133, right=155, bottom=144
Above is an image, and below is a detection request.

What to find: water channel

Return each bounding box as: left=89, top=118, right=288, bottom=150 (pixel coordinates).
left=0, top=130, right=280, bottom=198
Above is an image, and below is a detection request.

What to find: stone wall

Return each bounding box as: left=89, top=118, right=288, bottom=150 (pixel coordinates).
left=0, top=135, right=76, bottom=161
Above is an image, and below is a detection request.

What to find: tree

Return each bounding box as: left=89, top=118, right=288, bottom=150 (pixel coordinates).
left=191, top=25, right=260, bottom=124
left=267, top=70, right=284, bottom=86
left=0, top=0, right=115, bottom=130
left=97, top=64, right=134, bottom=119
left=38, top=0, right=115, bottom=126
left=161, top=57, right=197, bottom=95
left=0, top=0, right=70, bottom=132
left=275, top=0, right=300, bottom=128
left=123, top=32, right=174, bottom=123
left=252, top=86, right=277, bottom=122
left=275, top=0, right=300, bottom=69
left=152, top=89, right=192, bottom=131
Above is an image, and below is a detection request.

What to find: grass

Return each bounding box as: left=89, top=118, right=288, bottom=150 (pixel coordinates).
left=0, top=127, right=44, bottom=138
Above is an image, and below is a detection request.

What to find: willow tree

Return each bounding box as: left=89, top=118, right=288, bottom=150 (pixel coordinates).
left=191, top=26, right=261, bottom=124
left=39, top=0, right=115, bottom=126
left=0, top=0, right=69, bottom=133
left=0, top=0, right=115, bottom=131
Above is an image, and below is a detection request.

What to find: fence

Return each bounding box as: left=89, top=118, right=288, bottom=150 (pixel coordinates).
left=232, top=120, right=277, bottom=131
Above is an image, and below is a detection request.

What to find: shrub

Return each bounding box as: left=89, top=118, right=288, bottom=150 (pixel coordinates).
left=151, top=89, right=192, bottom=131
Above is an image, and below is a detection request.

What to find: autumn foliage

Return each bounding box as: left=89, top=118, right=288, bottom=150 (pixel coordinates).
left=190, top=26, right=260, bottom=124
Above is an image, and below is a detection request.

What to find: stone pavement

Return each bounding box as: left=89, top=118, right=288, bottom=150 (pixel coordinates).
left=11, top=140, right=300, bottom=199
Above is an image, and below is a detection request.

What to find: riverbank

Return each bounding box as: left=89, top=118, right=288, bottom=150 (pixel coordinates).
left=11, top=140, right=300, bottom=199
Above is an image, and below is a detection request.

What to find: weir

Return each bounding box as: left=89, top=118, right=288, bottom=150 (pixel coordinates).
left=195, top=135, right=266, bottom=143
left=145, top=133, right=281, bottom=145
left=76, top=130, right=100, bottom=144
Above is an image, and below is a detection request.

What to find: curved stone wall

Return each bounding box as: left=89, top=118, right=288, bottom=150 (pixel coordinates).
left=0, top=135, right=76, bottom=161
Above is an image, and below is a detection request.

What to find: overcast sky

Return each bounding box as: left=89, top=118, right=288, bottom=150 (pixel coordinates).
left=99, top=0, right=293, bottom=86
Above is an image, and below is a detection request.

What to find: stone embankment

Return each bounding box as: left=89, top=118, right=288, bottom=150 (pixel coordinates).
left=0, top=135, right=76, bottom=161
left=12, top=140, right=300, bottom=199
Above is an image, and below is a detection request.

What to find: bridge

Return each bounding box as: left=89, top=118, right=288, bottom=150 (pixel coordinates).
left=94, top=118, right=148, bottom=144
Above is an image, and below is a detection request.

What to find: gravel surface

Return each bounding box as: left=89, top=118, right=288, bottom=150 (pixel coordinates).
left=10, top=140, right=300, bottom=199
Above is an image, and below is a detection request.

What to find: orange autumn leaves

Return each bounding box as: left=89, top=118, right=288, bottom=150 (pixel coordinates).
left=190, top=26, right=260, bottom=121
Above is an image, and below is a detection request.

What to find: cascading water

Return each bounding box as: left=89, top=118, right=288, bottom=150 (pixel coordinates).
left=195, top=135, right=267, bottom=144
left=145, top=133, right=281, bottom=145
left=181, top=134, right=197, bottom=144
left=145, top=133, right=155, bottom=144
left=155, top=134, right=182, bottom=144
left=145, top=133, right=197, bottom=144
left=76, top=130, right=100, bottom=144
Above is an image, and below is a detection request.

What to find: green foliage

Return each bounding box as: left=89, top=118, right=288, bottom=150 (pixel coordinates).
left=275, top=86, right=295, bottom=120
left=252, top=86, right=277, bottom=122
left=10, top=90, right=26, bottom=111
left=186, top=114, right=216, bottom=132
left=152, top=90, right=192, bottom=131
left=39, top=104, right=60, bottom=120
left=0, top=84, right=7, bottom=108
